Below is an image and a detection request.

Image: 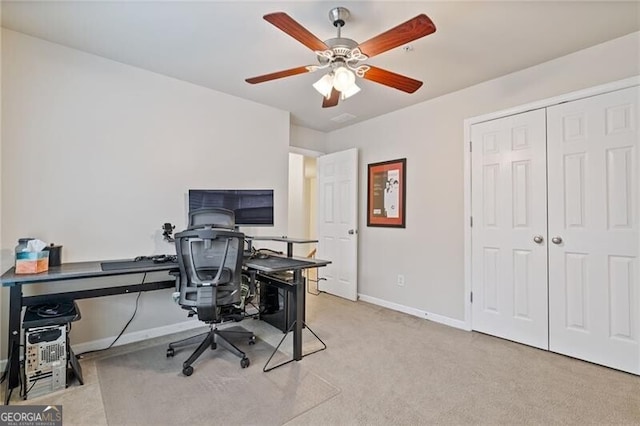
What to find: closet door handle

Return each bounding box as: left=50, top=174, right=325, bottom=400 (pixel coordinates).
left=551, top=236, right=563, bottom=245
left=533, top=235, right=544, bottom=244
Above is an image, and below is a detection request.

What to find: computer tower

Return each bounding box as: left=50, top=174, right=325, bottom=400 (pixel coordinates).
left=259, top=274, right=304, bottom=333
left=24, top=325, right=67, bottom=399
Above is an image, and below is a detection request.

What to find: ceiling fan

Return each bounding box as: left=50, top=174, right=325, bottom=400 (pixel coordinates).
left=245, top=7, right=436, bottom=108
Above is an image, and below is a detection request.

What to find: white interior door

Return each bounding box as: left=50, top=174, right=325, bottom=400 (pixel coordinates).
left=316, top=148, right=358, bottom=301
left=471, top=109, right=549, bottom=349
left=547, top=86, right=640, bottom=374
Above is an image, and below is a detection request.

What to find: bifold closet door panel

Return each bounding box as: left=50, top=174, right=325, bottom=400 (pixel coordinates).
left=547, top=86, right=640, bottom=374
left=471, top=108, right=549, bottom=349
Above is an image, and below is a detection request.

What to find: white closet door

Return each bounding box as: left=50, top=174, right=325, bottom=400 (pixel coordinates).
left=547, top=86, right=639, bottom=374
left=471, top=109, right=549, bottom=349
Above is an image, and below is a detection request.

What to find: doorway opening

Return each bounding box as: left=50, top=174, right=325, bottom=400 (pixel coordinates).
left=288, top=152, right=319, bottom=294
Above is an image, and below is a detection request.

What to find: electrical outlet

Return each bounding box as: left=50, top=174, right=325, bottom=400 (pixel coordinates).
left=397, top=274, right=405, bottom=286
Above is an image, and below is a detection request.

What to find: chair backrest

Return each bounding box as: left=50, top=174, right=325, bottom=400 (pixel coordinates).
left=188, top=208, right=235, bottom=230
left=174, top=227, right=245, bottom=323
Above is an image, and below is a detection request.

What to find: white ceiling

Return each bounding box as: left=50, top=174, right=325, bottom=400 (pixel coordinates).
left=2, top=1, right=639, bottom=132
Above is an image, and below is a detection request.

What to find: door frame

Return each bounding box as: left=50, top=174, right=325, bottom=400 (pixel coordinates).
left=463, top=75, right=640, bottom=331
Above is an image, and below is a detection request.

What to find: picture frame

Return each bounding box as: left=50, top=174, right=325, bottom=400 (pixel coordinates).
left=367, top=158, right=406, bottom=228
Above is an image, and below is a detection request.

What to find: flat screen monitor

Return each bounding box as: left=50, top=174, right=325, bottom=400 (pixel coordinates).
left=188, top=189, right=274, bottom=226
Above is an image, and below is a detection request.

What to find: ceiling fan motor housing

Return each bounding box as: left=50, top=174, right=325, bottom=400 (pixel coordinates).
left=317, top=37, right=359, bottom=66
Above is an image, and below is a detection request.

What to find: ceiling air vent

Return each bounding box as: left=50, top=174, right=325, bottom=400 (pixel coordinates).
left=330, top=113, right=356, bottom=123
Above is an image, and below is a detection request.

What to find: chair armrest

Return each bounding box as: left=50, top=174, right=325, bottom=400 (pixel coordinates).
left=169, top=269, right=180, bottom=292
left=168, top=269, right=181, bottom=303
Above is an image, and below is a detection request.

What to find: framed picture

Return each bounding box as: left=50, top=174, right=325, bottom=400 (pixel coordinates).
left=367, top=158, right=406, bottom=228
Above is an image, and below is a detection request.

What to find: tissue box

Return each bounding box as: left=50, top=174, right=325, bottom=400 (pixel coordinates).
left=15, top=251, right=49, bottom=274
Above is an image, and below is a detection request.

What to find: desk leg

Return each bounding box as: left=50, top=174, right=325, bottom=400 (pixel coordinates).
left=4, top=285, right=22, bottom=404
left=293, top=269, right=303, bottom=361
left=262, top=269, right=326, bottom=372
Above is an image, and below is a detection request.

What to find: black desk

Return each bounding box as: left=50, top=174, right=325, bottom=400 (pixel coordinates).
left=244, top=255, right=330, bottom=371
left=1, top=255, right=330, bottom=403
left=1, top=260, right=178, bottom=404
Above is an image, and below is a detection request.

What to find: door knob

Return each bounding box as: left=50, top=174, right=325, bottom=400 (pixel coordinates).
left=533, top=235, right=544, bottom=244
left=348, top=229, right=356, bottom=235
left=551, top=236, right=563, bottom=245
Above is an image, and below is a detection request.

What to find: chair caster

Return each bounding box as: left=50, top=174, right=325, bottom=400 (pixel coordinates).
left=249, top=336, right=256, bottom=345
left=166, top=348, right=175, bottom=357
left=240, top=357, right=250, bottom=368
left=182, top=365, right=194, bottom=376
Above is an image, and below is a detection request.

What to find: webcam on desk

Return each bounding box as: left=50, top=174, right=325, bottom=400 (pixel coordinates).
left=162, top=223, right=175, bottom=243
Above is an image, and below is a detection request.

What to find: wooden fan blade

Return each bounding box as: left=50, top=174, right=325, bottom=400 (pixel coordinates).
left=357, top=14, right=436, bottom=58
left=245, top=66, right=311, bottom=84
left=362, top=66, right=423, bottom=93
left=264, top=12, right=329, bottom=52
left=322, top=88, right=340, bottom=108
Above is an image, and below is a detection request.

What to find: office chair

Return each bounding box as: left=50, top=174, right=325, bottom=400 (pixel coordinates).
left=187, top=207, right=256, bottom=308
left=166, top=224, right=255, bottom=376
left=188, top=207, right=257, bottom=309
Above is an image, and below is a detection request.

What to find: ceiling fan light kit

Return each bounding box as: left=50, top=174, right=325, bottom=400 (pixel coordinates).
left=332, top=66, right=355, bottom=91
left=340, top=82, right=361, bottom=100
left=313, top=73, right=334, bottom=98
left=245, top=7, right=436, bottom=108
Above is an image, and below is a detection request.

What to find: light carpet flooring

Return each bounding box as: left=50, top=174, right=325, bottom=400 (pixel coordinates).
left=6, top=292, right=640, bottom=425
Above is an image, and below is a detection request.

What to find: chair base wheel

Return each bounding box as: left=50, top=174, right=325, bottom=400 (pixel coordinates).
left=166, top=348, right=175, bottom=357
left=241, top=357, right=250, bottom=368
left=248, top=336, right=256, bottom=345
left=182, top=365, right=194, bottom=376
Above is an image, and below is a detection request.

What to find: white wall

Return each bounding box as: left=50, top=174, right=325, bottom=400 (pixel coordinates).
left=290, top=124, right=327, bottom=153
left=326, top=32, right=640, bottom=322
left=1, top=29, right=290, bottom=354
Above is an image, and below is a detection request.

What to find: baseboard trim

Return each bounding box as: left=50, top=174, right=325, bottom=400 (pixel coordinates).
left=358, top=294, right=470, bottom=331
left=71, top=319, right=204, bottom=355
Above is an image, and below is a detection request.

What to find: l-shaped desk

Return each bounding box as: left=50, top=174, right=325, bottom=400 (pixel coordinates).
left=1, top=249, right=329, bottom=404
